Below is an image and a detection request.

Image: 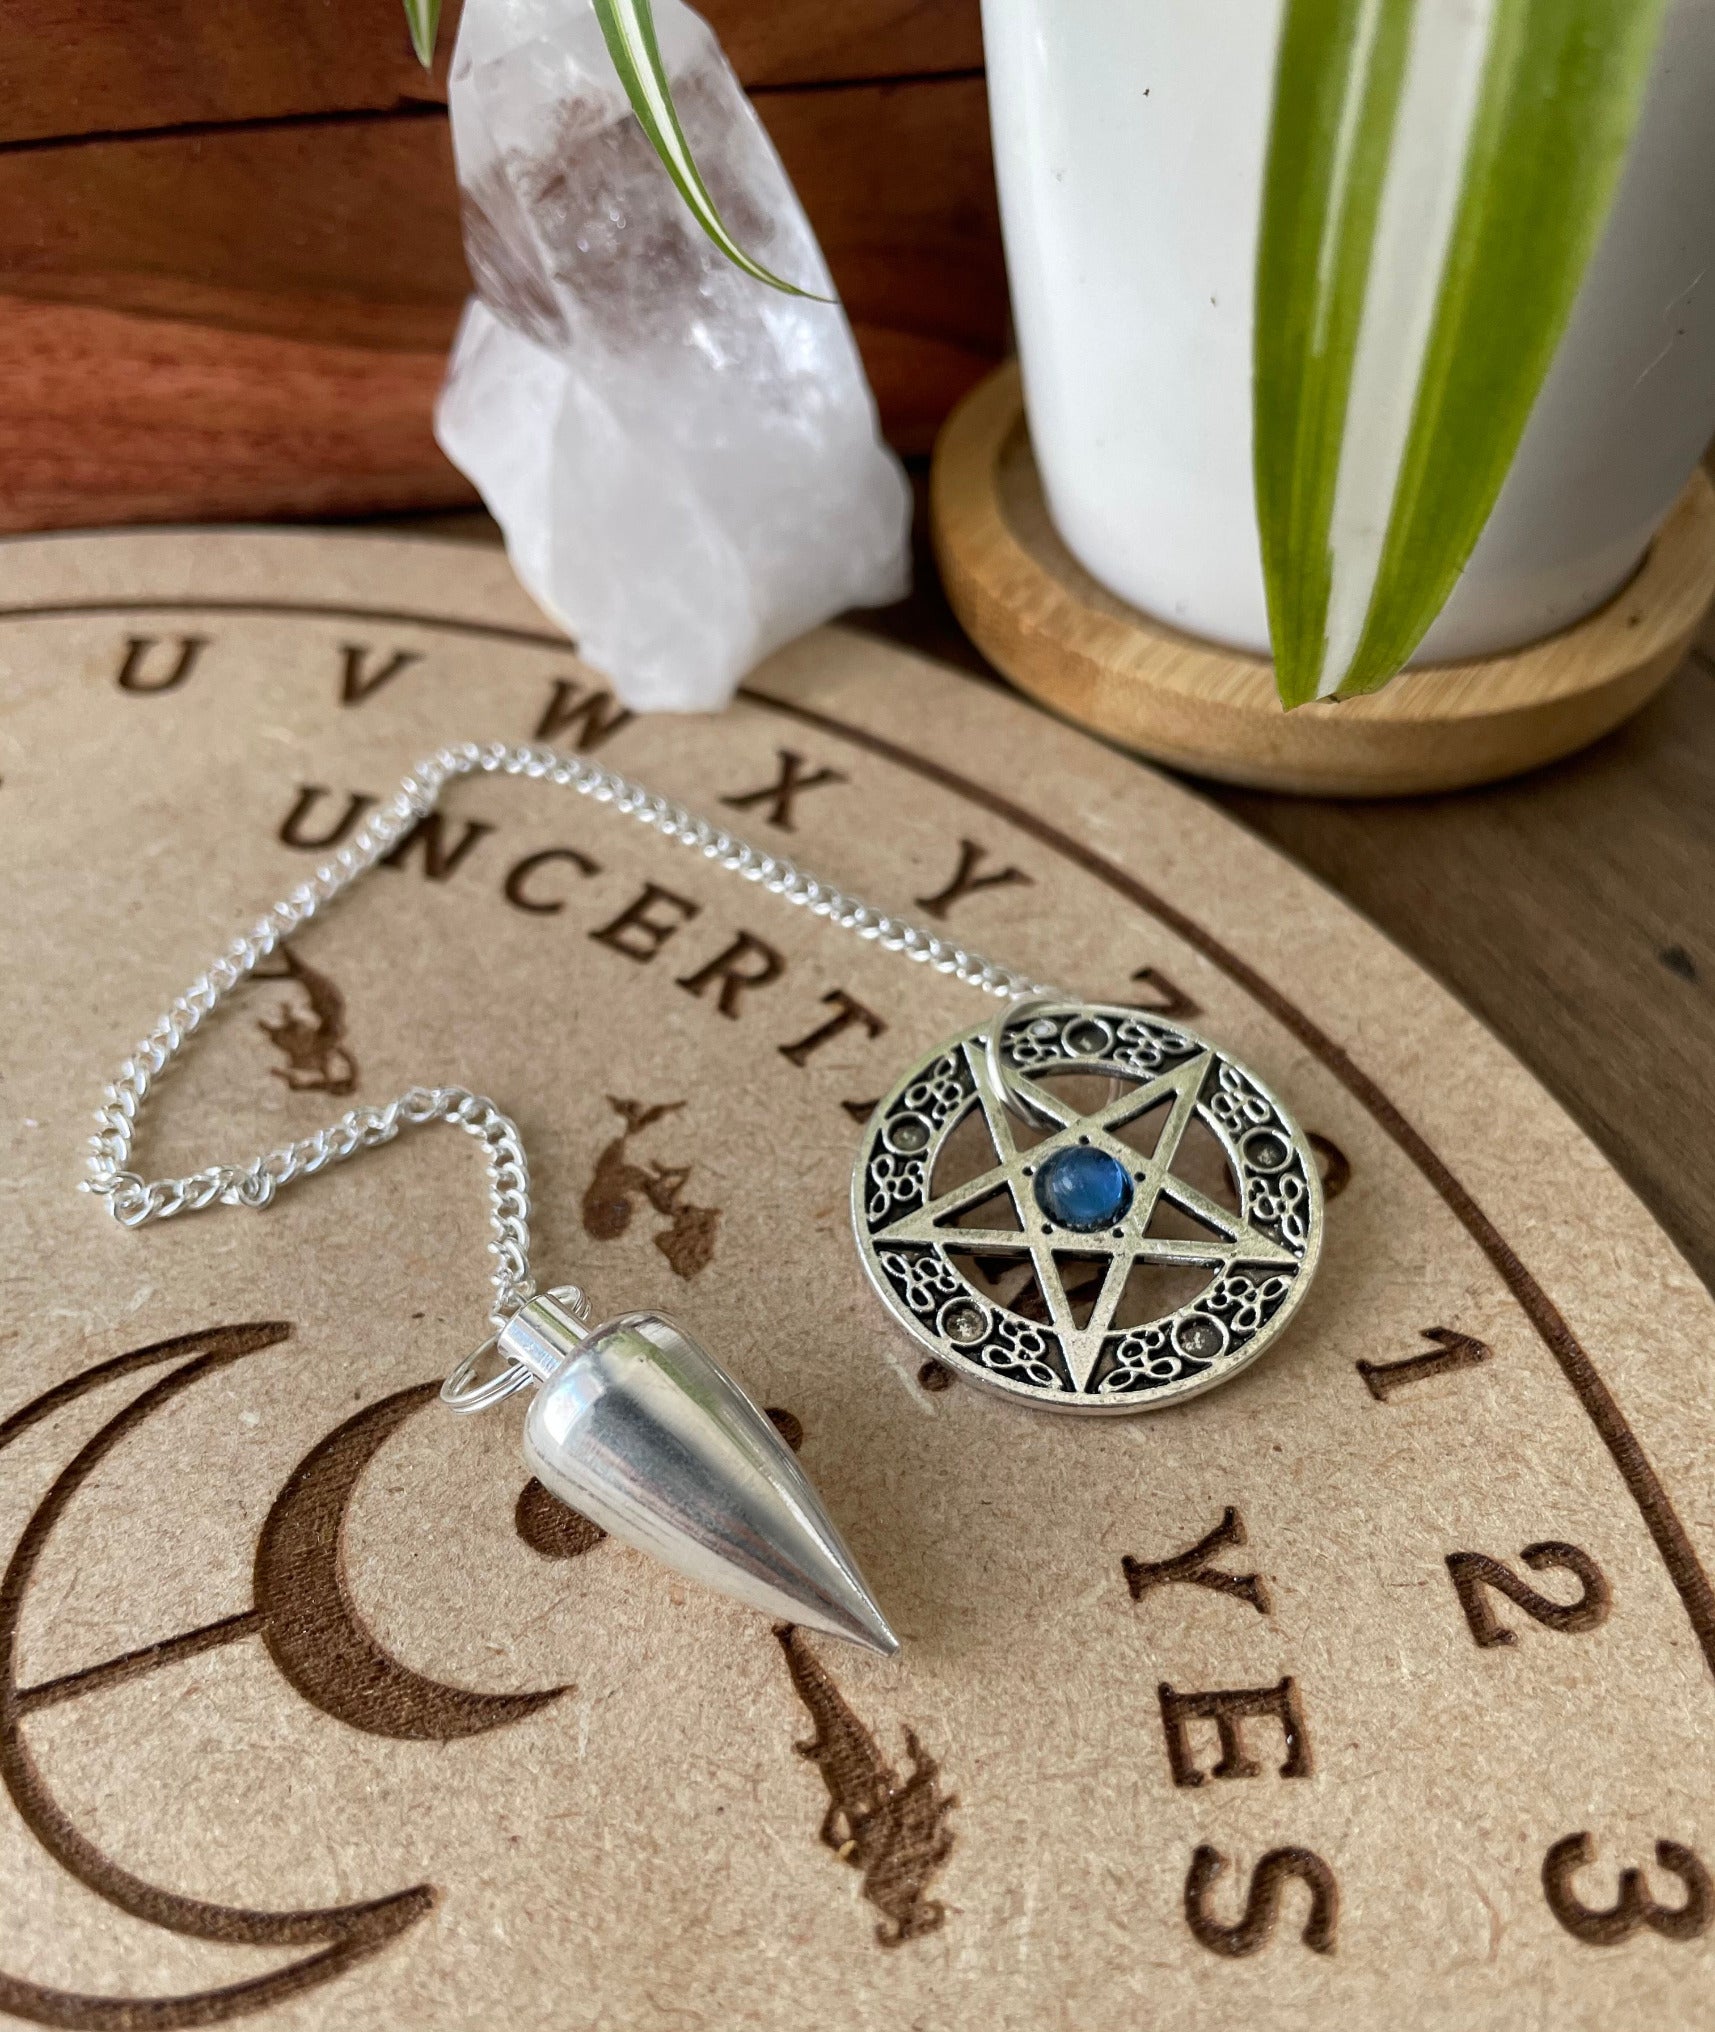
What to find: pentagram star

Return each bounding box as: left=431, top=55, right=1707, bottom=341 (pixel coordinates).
left=873, top=1039, right=1297, bottom=1393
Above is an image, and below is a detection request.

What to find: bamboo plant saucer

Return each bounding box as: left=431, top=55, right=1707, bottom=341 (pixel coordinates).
left=931, top=362, right=1715, bottom=797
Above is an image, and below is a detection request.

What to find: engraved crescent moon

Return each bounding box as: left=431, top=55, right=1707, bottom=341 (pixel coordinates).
left=255, top=1381, right=569, bottom=1740
left=0, top=1324, right=435, bottom=2025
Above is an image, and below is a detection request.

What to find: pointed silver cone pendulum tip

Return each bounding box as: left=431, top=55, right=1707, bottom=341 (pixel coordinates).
left=495, top=1295, right=899, bottom=1656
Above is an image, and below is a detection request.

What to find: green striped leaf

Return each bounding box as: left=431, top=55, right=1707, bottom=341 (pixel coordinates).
left=1255, top=0, right=1668, bottom=707
left=1254, top=0, right=1416, bottom=708
left=1335, top=0, right=1668, bottom=696
left=402, top=0, right=442, bottom=69
left=591, top=0, right=825, bottom=299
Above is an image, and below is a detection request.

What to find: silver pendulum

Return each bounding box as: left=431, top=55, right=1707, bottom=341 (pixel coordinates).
left=853, top=997, right=1324, bottom=1413
left=84, top=741, right=1323, bottom=1658
left=441, top=1289, right=899, bottom=1656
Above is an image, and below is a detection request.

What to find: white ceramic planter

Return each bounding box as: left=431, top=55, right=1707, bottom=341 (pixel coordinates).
left=982, top=0, right=1715, bottom=665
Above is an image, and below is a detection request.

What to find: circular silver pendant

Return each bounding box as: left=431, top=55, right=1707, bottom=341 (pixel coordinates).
left=852, top=1001, right=1323, bottom=1414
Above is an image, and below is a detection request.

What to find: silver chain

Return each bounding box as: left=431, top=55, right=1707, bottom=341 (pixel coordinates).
left=85, top=739, right=1052, bottom=1332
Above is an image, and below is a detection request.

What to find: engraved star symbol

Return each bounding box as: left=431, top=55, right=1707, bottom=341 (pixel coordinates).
left=873, top=1040, right=1297, bottom=1393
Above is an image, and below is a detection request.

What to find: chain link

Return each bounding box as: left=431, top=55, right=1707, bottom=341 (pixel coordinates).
left=85, top=739, right=1053, bottom=1331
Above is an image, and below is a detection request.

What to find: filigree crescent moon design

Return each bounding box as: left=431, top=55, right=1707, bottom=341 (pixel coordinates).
left=852, top=1003, right=1323, bottom=1412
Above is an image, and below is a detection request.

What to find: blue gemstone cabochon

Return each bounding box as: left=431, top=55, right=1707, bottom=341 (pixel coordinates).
left=1033, top=1146, right=1134, bottom=1233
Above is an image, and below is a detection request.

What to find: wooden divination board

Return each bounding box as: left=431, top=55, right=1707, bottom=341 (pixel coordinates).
left=2, top=527, right=1714, bottom=2031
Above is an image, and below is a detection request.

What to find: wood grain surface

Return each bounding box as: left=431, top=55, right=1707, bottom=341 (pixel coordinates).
left=3, top=0, right=458, bottom=144
left=2, top=114, right=471, bottom=352
left=0, top=299, right=468, bottom=530
left=3, top=0, right=981, bottom=143
left=0, top=78, right=1002, bottom=365
left=0, top=0, right=1000, bottom=527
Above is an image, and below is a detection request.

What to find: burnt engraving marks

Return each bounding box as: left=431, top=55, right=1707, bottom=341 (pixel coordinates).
left=1185, top=1846, right=1338, bottom=1957
left=1447, top=1543, right=1611, bottom=1649
left=255, top=1385, right=571, bottom=1741
left=4, top=1318, right=953, bottom=2025
left=116, top=632, right=207, bottom=693
left=533, top=676, right=633, bottom=752
left=381, top=812, right=496, bottom=883
left=590, top=880, right=699, bottom=960
left=514, top=1476, right=607, bottom=1559
left=503, top=846, right=599, bottom=914
left=775, top=1626, right=956, bottom=1949
left=1129, top=963, right=1200, bottom=1020
left=338, top=644, right=421, bottom=705
left=92, top=613, right=1715, bottom=1988
left=0, top=1326, right=447, bottom=2027
left=269, top=781, right=901, bottom=1116
left=581, top=1098, right=720, bottom=1280
left=779, top=989, right=886, bottom=1068
left=122, top=658, right=625, bottom=757
left=913, top=838, right=1033, bottom=920
left=1358, top=1326, right=1493, bottom=1402
left=678, top=932, right=786, bottom=1018
left=1123, top=1508, right=1271, bottom=1617
left=1128, top=1514, right=1331, bottom=1952
left=1543, top=1834, right=1713, bottom=1946
left=254, top=945, right=357, bottom=1096
left=1158, top=1679, right=1313, bottom=1788
left=721, top=748, right=848, bottom=832
left=288, top=775, right=500, bottom=875
left=279, top=783, right=376, bottom=851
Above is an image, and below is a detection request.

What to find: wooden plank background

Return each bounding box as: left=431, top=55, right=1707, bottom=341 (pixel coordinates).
left=0, top=0, right=1001, bottom=530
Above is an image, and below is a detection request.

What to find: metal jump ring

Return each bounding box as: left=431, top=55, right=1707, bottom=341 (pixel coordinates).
left=440, top=1334, right=535, bottom=1415
left=981, top=994, right=1066, bottom=1130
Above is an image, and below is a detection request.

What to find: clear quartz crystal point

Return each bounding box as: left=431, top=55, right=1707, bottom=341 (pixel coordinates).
left=501, top=1296, right=899, bottom=1655
left=435, top=0, right=912, bottom=713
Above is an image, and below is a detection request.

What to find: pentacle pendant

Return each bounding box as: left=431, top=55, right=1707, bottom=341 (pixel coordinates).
left=852, top=1001, right=1323, bottom=1413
